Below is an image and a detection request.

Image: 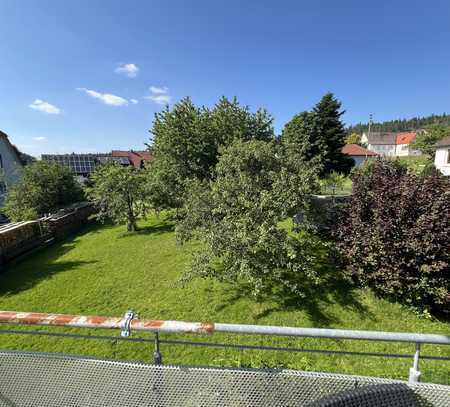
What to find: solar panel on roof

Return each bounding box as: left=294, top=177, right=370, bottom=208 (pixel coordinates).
left=41, top=153, right=110, bottom=175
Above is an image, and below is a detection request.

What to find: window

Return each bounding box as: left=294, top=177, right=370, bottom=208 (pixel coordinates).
left=447, top=149, right=450, bottom=164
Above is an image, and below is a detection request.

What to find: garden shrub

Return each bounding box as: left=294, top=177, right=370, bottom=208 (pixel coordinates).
left=4, top=161, right=84, bottom=221
left=336, top=159, right=450, bottom=313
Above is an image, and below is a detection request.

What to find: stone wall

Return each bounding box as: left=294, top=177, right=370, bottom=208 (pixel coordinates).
left=46, top=202, right=96, bottom=241
left=0, top=221, right=49, bottom=268
left=0, top=202, right=95, bottom=269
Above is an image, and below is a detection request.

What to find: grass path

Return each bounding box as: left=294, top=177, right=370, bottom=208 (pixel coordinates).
left=0, top=215, right=448, bottom=384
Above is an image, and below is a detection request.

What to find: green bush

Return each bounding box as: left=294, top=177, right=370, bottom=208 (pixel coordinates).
left=4, top=161, right=84, bottom=221
left=336, top=159, right=450, bottom=313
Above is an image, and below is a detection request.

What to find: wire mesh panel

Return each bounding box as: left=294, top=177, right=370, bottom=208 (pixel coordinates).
left=0, top=351, right=449, bottom=406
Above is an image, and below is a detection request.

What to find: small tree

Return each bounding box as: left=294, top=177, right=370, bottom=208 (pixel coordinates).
left=345, top=132, right=361, bottom=145
left=4, top=161, right=84, bottom=221
left=411, top=124, right=450, bottom=156
left=320, top=171, right=347, bottom=196
left=88, top=163, right=148, bottom=231
left=177, top=139, right=319, bottom=296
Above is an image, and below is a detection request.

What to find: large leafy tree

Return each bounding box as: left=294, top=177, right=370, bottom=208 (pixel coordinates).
left=4, top=161, right=84, bottom=221
left=148, top=97, right=274, bottom=210
left=411, top=123, right=450, bottom=156
left=281, top=93, right=353, bottom=176
left=88, top=163, right=149, bottom=232
left=177, top=139, right=319, bottom=296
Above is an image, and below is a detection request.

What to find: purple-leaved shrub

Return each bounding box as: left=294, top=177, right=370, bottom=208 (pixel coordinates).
left=336, top=159, right=450, bottom=313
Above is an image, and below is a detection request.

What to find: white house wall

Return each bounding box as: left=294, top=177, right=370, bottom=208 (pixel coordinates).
left=435, top=148, right=450, bottom=176
left=0, top=138, right=22, bottom=188
left=368, top=144, right=396, bottom=156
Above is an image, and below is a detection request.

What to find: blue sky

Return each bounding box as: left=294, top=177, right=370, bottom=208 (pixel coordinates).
left=1, top=1, right=449, bottom=157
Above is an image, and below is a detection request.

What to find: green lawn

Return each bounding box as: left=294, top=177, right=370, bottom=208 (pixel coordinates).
left=0, top=214, right=448, bottom=384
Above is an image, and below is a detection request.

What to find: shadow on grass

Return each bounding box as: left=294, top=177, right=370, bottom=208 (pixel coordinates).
left=213, top=236, right=374, bottom=327
left=217, top=273, right=374, bottom=327
left=117, top=220, right=175, bottom=238
left=0, top=223, right=100, bottom=297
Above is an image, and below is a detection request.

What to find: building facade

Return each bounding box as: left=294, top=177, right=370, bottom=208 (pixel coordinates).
left=361, top=132, right=397, bottom=156
left=111, top=150, right=152, bottom=169
left=434, top=136, right=450, bottom=176
left=0, top=130, right=24, bottom=203
left=394, top=132, right=421, bottom=156
left=342, top=143, right=378, bottom=166
left=361, top=131, right=420, bottom=157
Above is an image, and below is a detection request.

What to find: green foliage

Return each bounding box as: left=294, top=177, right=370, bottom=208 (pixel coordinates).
left=395, top=155, right=435, bottom=175
left=148, top=97, right=275, bottom=209
left=145, top=157, right=185, bottom=211
left=281, top=93, right=354, bottom=176
left=336, top=159, right=450, bottom=313
left=88, top=163, right=149, bottom=231
left=280, top=110, right=323, bottom=169
left=410, top=124, right=450, bottom=156
left=345, top=132, right=361, bottom=145
left=319, top=171, right=349, bottom=196
left=177, top=139, right=319, bottom=296
left=348, top=113, right=450, bottom=134
left=4, top=161, right=84, bottom=221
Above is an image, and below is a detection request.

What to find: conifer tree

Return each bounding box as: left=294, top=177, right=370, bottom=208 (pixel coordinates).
left=281, top=93, right=353, bottom=176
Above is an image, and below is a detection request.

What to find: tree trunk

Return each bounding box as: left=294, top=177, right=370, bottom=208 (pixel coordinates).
left=126, top=190, right=137, bottom=232
left=127, top=219, right=137, bottom=232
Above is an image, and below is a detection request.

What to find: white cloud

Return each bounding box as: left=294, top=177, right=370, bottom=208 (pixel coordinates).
left=145, top=94, right=172, bottom=105
left=145, top=85, right=172, bottom=105
left=29, top=99, right=61, bottom=114
left=77, top=88, right=129, bottom=106
left=115, top=63, right=139, bottom=78
left=130, top=99, right=138, bottom=104
left=149, top=86, right=168, bottom=94
left=32, top=136, right=47, bottom=141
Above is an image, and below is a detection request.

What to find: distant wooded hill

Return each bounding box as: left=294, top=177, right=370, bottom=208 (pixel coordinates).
left=347, top=113, right=450, bottom=134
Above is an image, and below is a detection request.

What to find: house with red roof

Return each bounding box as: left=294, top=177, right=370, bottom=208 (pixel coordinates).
left=342, top=144, right=378, bottom=166
left=394, top=132, right=421, bottom=157
left=361, top=131, right=421, bottom=157
left=111, top=150, right=153, bottom=169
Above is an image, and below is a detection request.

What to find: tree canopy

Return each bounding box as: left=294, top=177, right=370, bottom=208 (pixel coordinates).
left=410, top=123, right=450, bottom=156
left=281, top=93, right=353, bottom=176
left=88, top=163, right=149, bottom=231
left=148, top=97, right=275, bottom=210
left=347, top=113, right=450, bottom=134
left=4, top=161, right=84, bottom=221
left=177, top=139, right=319, bottom=296
left=345, top=132, right=362, bottom=145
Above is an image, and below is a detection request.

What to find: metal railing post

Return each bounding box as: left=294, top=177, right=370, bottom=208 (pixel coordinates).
left=409, top=342, right=421, bottom=383
left=120, top=310, right=136, bottom=338
left=153, top=332, right=163, bottom=365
